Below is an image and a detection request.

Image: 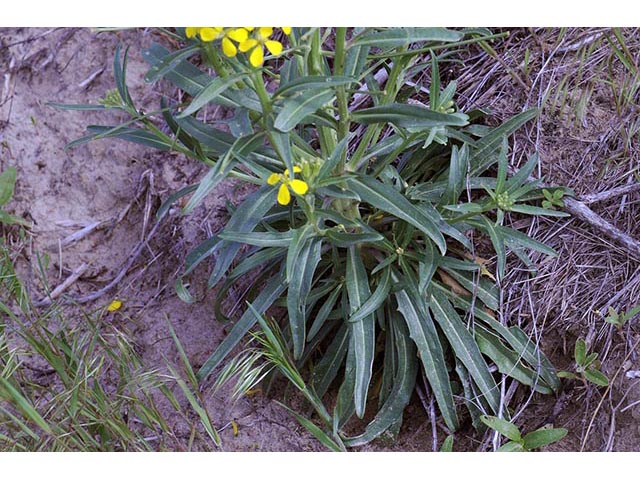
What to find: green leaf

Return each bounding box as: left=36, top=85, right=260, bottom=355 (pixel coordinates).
left=156, top=184, right=199, bottom=220
left=274, top=75, right=358, bottom=97
left=470, top=109, right=538, bottom=176
left=347, top=175, right=447, bottom=254
left=288, top=238, right=323, bottom=360
left=311, top=323, right=349, bottom=398
left=352, top=104, right=468, bottom=129
left=228, top=247, right=286, bottom=281
left=395, top=283, right=459, bottom=431
left=174, top=277, right=196, bottom=304
left=506, top=152, right=539, bottom=194
left=475, top=327, right=553, bottom=394
left=219, top=230, right=294, bottom=248
left=508, top=204, right=570, bottom=217
left=274, top=89, right=335, bottom=133
left=0, top=377, right=53, bottom=435
left=67, top=126, right=172, bottom=151
left=440, top=435, right=454, bottom=452
left=479, top=216, right=506, bottom=280
left=480, top=415, right=522, bottom=442
left=346, top=246, right=376, bottom=418
left=351, top=27, right=463, bottom=48
left=317, top=134, right=350, bottom=181
left=307, top=284, right=343, bottom=342
left=498, top=441, right=524, bottom=452
left=178, top=72, right=249, bottom=117
left=344, top=317, right=418, bottom=446
left=575, top=339, right=587, bottom=366
left=114, top=45, right=134, bottom=109
left=196, top=273, right=286, bottom=380
left=286, top=224, right=315, bottom=282
left=348, top=267, right=391, bottom=324
left=0, top=167, right=17, bottom=207
left=522, top=428, right=568, bottom=450
left=276, top=402, right=346, bottom=452
left=208, top=187, right=276, bottom=288
left=144, top=45, right=200, bottom=83
left=584, top=369, right=609, bottom=387
left=325, top=230, right=384, bottom=247
left=430, top=290, right=500, bottom=413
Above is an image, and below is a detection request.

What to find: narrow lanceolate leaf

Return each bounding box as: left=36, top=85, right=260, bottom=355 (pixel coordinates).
left=470, top=109, right=538, bottom=176
left=346, top=246, right=376, bottom=419
left=478, top=216, right=506, bottom=281
left=196, top=273, right=286, bottom=380
left=276, top=402, right=346, bottom=452
left=395, top=285, right=459, bottom=431
left=351, top=27, right=463, bottom=48
left=274, top=89, right=335, bottom=132
left=288, top=238, right=323, bottom=360
left=156, top=184, right=199, bottom=220
left=219, top=230, right=294, bottom=247
left=144, top=45, right=201, bottom=83
left=317, top=134, right=351, bottom=181
left=209, top=187, right=276, bottom=288
left=286, top=224, right=315, bottom=282
left=348, top=267, right=391, bottom=324
left=68, top=126, right=172, bottom=151
left=178, top=73, right=249, bottom=117
left=352, top=104, right=468, bottom=129
left=429, top=290, right=500, bottom=414
left=522, top=428, right=568, bottom=450
left=347, top=175, right=447, bottom=254
left=311, top=323, right=350, bottom=398
left=344, top=318, right=418, bottom=447
left=307, top=284, right=343, bottom=342
left=274, top=75, right=358, bottom=98
left=325, top=230, right=384, bottom=247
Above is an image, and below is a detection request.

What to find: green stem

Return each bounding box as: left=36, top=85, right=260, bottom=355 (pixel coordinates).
left=334, top=28, right=350, bottom=142
left=203, top=43, right=229, bottom=78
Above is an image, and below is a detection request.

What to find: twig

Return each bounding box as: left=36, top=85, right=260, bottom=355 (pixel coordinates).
left=579, top=183, right=640, bottom=205
left=78, top=67, right=104, bottom=90
left=35, top=262, right=89, bottom=305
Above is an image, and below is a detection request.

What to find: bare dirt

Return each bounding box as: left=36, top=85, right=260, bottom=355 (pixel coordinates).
left=1, top=27, right=639, bottom=451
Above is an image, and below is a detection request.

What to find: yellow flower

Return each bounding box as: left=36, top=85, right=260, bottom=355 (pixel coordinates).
left=185, top=27, right=249, bottom=58
left=280, top=27, right=292, bottom=35
left=107, top=299, right=122, bottom=312
left=239, top=27, right=285, bottom=67
left=267, top=166, right=309, bottom=205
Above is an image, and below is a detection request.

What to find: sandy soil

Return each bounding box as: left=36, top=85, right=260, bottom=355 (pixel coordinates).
left=2, top=27, right=639, bottom=452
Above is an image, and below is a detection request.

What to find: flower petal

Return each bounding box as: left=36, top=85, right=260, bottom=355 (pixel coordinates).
left=239, top=38, right=258, bottom=52
left=199, top=27, right=219, bottom=42
left=258, top=27, right=273, bottom=39
left=281, top=27, right=292, bottom=35
left=249, top=46, right=264, bottom=67
left=284, top=166, right=302, bottom=177
left=267, top=173, right=281, bottom=185
left=227, top=28, right=248, bottom=43
left=289, top=179, right=309, bottom=195
left=107, top=299, right=122, bottom=312
left=277, top=183, right=291, bottom=205
left=265, top=40, right=283, bottom=56
left=186, top=27, right=200, bottom=39
left=222, top=37, right=237, bottom=57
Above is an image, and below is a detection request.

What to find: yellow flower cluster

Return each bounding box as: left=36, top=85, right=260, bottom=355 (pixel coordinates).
left=267, top=166, right=309, bottom=205
left=186, top=27, right=292, bottom=67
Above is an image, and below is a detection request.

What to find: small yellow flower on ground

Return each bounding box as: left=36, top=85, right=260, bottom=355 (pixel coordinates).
left=267, top=166, right=309, bottom=205
left=107, top=299, right=123, bottom=312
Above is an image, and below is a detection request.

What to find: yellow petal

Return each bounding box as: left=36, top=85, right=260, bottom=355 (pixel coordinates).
left=186, top=27, right=200, bottom=39
left=281, top=27, right=292, bottom=35
left=107, top=299, right=122, bottom=312
left=277, top=183, right=291, bottom=205
left=283, top=166, right=302, bottom=177
left=265, top=40, right=283, bottom=56
left=222, top=37, right=237, bottom=57
left=258, top=27, right=273, bottom=39
left=267, top=173, right=281, bottom=185
left=244, top=27, right=255, bottom=31
left=227, top=28, right=248, bottom=43
left=249, top=46, right=264, bottom=67
left=289, top=179, right=309, bottom=195
left=239, top=38, right=258, bottom=52
left=199, top=27, right=218, bottom=42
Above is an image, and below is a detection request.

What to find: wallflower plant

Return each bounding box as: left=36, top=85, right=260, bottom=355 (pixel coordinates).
left=57, top=27, right=567, bottom=448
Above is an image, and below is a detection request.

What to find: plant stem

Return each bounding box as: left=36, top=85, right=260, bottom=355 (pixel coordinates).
left=203, top=43, right=229, bottom=78
left=334, top=28, right=350, bottom=142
